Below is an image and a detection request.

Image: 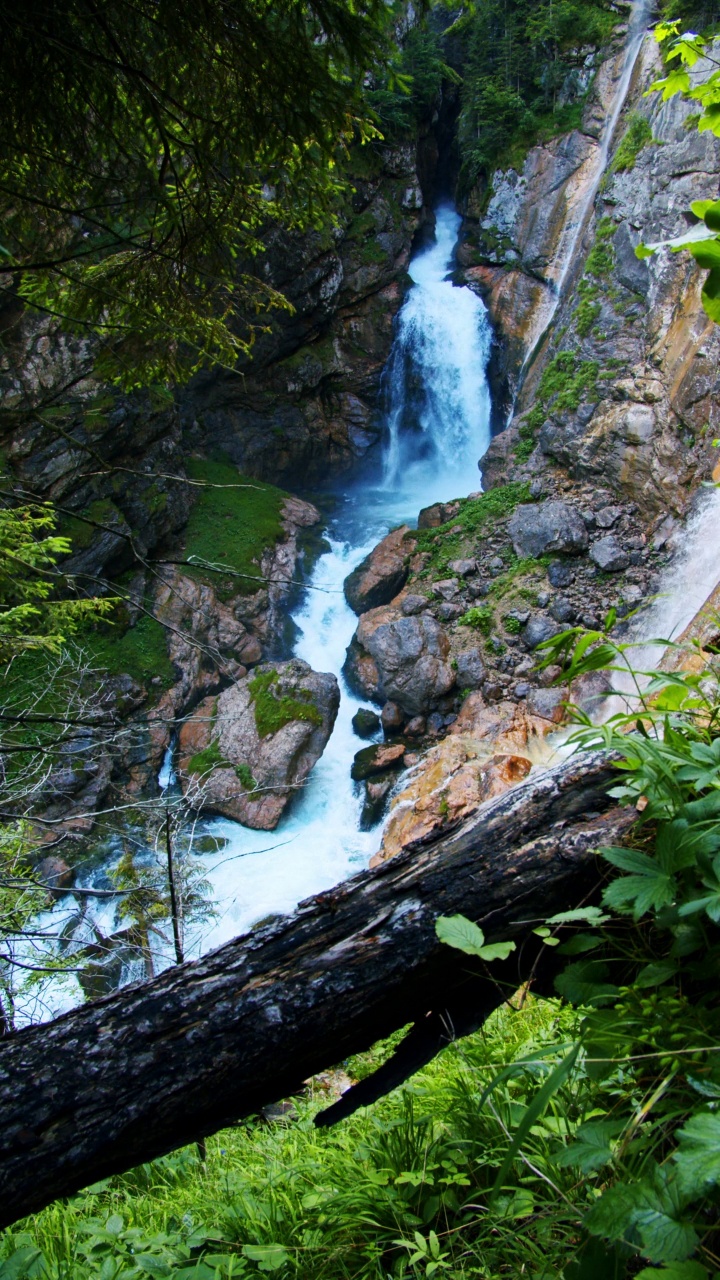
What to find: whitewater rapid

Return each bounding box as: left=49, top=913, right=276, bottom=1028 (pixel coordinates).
left=192, top=204, right=494, bottom=953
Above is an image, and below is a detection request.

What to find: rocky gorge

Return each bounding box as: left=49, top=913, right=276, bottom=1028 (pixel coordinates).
left=3, top=7, right=720, bottom=994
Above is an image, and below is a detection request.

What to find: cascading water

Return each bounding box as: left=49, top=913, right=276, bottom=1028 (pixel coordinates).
left=195, top=203, right=494, bottom=953
left=19, top=203, right=494, bottom=1018
left=519, top=0, right=653, bottom=375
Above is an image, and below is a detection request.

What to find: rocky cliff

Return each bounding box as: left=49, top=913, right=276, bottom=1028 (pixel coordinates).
left=344, top=32, right=720, bottom=861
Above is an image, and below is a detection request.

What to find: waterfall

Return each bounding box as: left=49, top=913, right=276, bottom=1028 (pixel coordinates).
left=519, top=0, right=653, bottom=375
left=193, top=204, right=494, bottom=953
left=382, top=204, right=492, bottom=500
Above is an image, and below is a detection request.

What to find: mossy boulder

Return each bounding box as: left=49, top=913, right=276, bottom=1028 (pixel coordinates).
left=177, top=659, right=339, bottom=830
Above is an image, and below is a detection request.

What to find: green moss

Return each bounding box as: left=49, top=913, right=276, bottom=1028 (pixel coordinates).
left=537, top=353, right=599, bottom=412
left=188, top=739, right=257, bottom=790
left=573, top=297, right=602, bottom=338
left=514, top=419, right=539, bottom=462
left=84, top=613, right=175, bottom=689
left=249, top=668, right=323, bottom=738
left=358, top=240, right=387, bottom=266
left=585, top=217, right=616, bottom=278
left=611, top=113, right=653, bottom=173
left=411, top=483, right=532, bottom=580
left=183, top=458, right=288, bottom=598
left=187, top=738, right=230, bottom=775
left=57, top=499, right=123, bottom=552
left=502, top=614, right=523, bottom=635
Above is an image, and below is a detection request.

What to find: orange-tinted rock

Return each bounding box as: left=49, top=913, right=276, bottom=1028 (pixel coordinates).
left=344, top=526, right=415, bottom=615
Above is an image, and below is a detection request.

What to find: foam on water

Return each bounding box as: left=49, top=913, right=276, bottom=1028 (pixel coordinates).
left=194, top=204, right=494, bottom=953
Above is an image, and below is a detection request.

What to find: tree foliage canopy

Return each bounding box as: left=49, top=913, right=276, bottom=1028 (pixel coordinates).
left=0, top=0, right=392, bottom=389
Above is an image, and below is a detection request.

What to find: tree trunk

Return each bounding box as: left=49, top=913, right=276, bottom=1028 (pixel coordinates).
left=0, top=749, right=632, bottom=1228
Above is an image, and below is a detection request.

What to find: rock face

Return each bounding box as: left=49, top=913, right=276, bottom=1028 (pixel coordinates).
left=478, top=36, right=720, bottom=518
left=346, top=606, right=456, bottom=716
left=372, top=695, right=554, bottom=865
left=177, top=660, right=339, bottom=830
left=508, top=501, right=588, bottom=558
left=343, top=526, right=414, bottom=615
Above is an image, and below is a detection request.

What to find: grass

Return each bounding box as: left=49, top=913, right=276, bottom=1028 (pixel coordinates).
left=249, top=669, right=323, bottom=738
left=183, top=459, right=289, bottom=598
left=4, top=996, right=590, bottom=1280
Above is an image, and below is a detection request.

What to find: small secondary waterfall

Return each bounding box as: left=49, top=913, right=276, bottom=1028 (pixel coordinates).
left=520, top=0, right=653, bottom=372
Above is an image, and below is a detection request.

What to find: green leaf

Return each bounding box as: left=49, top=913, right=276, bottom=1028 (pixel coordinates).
left=241, top=1244, right=289, bottom=1272
left=555, top=960, right=619, bottom=1007
left=0, top=1249, right=44, bottom=1280
left=546, top=907, right=609, bottom=925
left=436, top=914, right=486, bottom=955
left=555, top=1121, right=622, bottom=1173
left=435, top=914, right=515, bottom=960
left=585, top=1168, right=697, bottom=1262
left=636, top=960, right=677, bottom=987
left=702, top=268, right=720, bottom=321
left=635, top=1264, right=708, bottom=1279
left=675, top=1111, right=720, bottom=1194
left=687, top=238, right=720, bottom=270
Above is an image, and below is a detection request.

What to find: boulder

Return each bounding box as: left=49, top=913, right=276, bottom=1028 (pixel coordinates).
left=508, top=501, right=588, bottom=558
left=381, top=700, right=404, bottom=733
left=177, top=659, right=339, bottom=830
left=550, top=596, right=575, bottom=624
left=454, top=647, right=487, bottom=690
left=432, top=578, right=460, bottom=601
left=547, top=561, right=574, bottom=588
left=526, top=686, right=569, bottom=724
left=522, top=615, right=562, bottom=650
left=343, top=526, right=413, bottom=614
left=351, top=742, right=406, bottom=781
left=590, top=535, right=629, bottom=572
left=417, top=500, right=460, bottom=529
left=352, top=708, right=381, bottom=739
left=351, top=606, right=456, bottom=716
left=448, top=559, right=477, bottom=577
left=401, top=594, right=429, bottom=616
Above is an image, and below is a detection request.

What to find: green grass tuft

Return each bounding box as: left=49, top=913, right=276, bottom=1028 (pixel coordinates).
left=611, top=112, right=653, bottom=173
left=84, top=613, right=176, bottom=689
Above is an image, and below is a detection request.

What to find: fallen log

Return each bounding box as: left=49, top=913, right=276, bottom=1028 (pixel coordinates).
left=0, top=748, right=632, bottom=1227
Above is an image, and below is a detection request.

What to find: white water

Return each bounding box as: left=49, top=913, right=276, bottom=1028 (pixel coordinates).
left=188, top=203, right=495, bottom=954
left=519, top=0, right=653, bottom=374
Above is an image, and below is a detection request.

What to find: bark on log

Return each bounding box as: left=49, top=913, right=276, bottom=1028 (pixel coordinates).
left=0, top=749, right=632, bottom=1228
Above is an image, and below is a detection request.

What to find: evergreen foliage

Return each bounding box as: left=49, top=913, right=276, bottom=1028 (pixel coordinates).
left=0, top=0, right=393, bottom=389
left=451, top=0, right=620, bottom=185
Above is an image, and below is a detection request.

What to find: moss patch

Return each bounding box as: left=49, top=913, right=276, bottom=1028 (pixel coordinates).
left=183, top=458, right=288, bottom=598
left=411, top=483, right=532, bottom=578
left=84, top=613, right=176, bottom=689
left=611, top=113, right=653, bottom=173
left=188, top=739, right=257, bottom=790
left=249, top=668, right=323, bottom=738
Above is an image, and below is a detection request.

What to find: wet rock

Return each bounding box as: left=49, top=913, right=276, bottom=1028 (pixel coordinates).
left=427, top=712, right=445, bottom=736
left=381, top=700, right=404, bottom=733
left=35, top=855, right=73, bottom=891
left=177, top=659, right=339, bottom=830
left=454, top=647, right=487, bottom=690
left=522, top=615, right=562, bottom=650
left=351, top=607, right=455, bottom=716
left=352, top=707, right=381, bottom=739
left=418, top=500, right=461, bottom=529
left=404, top=715, right=426, bottom=738
left=526, top=686, right=569, bottom=724
left=401, top=593, right=428, bottom=616
left=343, top=525, right=413, bottom=615
left=360, top=771, right=396, bottom=829
left=508, top=501, right=588, bottom=558
left=351, top=741, right=405, bottom=781
left=590, top=535, right=629, bottom=572
left=547, top=561, right=574, bottom=588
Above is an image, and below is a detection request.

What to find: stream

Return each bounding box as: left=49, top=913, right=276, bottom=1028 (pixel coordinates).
left=195, top=203, right=493, bottom=953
